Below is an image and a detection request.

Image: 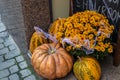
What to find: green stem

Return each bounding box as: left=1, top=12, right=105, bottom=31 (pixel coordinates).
left=77, top=56, right=82, bottom=62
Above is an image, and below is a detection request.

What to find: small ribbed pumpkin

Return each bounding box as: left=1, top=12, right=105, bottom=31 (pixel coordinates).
left=73, top=56, right=101, bottom=80
left=31, top=43, right=73, bottom=80
left=29, top=32, right=47, bottom=54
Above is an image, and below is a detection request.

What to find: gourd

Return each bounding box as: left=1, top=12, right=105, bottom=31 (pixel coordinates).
left=73, top=56, right=101, bottom=80
left=31, top=43, right=73, bottom=80
left=29, top=32, right=47, bottom=53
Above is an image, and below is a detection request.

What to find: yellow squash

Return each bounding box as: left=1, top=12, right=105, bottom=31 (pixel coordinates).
left=29, top=32, right=47, bottom=54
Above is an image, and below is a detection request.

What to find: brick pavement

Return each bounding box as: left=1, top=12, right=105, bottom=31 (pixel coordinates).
left=0, top=19, right=38, bottom=80
left=0, top=0, right=27, bottom=54
left=0, top=0, right=41, bottom=79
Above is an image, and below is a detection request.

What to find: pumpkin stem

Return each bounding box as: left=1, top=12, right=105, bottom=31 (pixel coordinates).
left=48, top=48, right=55, bottom=54
left=77, top=56, right=82, bottom=61
left=51, top=50, right=55, bottom=54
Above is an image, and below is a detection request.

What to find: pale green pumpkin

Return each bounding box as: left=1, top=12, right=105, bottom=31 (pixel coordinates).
left=73, top=56, right=101, bottom=80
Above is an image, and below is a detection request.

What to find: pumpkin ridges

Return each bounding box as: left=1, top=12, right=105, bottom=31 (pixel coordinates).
left=37, top=33, right=43, bottom=43
left=31, top=43, right=73, bottom=79
left=52, top=53, right=60, bottom=78
left=55, top=53, right=61, bottom=78
left=84, top=57, right=101, bottom=76
left=73, top=61, right=83, bottom=80
left=32, top=48, right=48, bottom=64
left=29, top=32, right=47, bottom=53
left=85, top=61, right=99, bottom=80
left=37, top=44, right=49, bottom=50
left=87, top=60, right=101, bottom=80
left=37, top=54, right=48, bottom=76
left=59, top=53, right=69, bottom=72
left=45, top=43, right=54, bottom=52
left=83, top=59, right=100, bottom=80
left=82, top=62, right=94, bottom=80
left=33, top=54, right=48, bottom=74
left=32, top=46, right=46, bottom=63
left=39, top=55, right=49, bottom=78
left=57, top=48, right=73, bottom=71
left=32, top=53, right=43, bottom=65
left=33, top=47, right=47, bottom=55
left=74, top=61, right=83, bottom=80
left=73, top=57, right=101, bottom=80
left=34, top=36, right=38, bottom=50
left=33, top=55, right=46, bottom=75
left=56, top=54, right=68, bottom=78
left=33, top=44, right=49, bottom=55
left=80, top=62, right=93, bottom=80
left=51, top=54, right=57, bottom=78
left=45, top=55, right=56, bottom=79
left=59, top=52, right=72, bottom=72
left=31, top=51, right=41, bottom=64
left=29, top=35, right=36, bottom=53
left=33, top=34, right=39, bottom=52
left=52, top=54, right=58, bottom=78
left=78, top=62, right=85, bottom=80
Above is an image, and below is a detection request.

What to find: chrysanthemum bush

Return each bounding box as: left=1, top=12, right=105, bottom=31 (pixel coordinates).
left=49, top=10, right=114, bottom=59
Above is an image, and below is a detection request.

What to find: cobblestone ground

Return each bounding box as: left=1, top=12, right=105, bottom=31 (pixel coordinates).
left=0, top=21, right=38, bottom=80
left=0, top=0, right=27, bottom=53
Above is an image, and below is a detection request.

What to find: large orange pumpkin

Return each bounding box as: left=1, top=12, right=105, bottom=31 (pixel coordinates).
left=31, top=43, right=73, bottom=80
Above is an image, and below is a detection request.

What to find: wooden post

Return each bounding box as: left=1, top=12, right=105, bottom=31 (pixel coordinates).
left=113, top=23, right=120, bottom=66
left=69, top=0, right=73, bottom=16
left=21, top=0, right=52, bottom=48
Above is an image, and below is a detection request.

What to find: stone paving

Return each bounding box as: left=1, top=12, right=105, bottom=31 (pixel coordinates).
left=0, top=0, right=40, bottom=80
left=0, top=0, right=27, bottom=54
left=0, top=20, right=38, bottom=80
